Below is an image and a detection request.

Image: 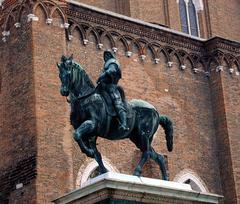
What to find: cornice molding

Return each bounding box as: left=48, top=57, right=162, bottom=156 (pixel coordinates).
left=0, top=0, right=240, bottom=76
left=65, top=4, right=204, bottom=53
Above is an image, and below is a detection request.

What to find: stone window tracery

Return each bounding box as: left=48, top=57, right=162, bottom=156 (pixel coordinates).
left=178, top=0, right=203, bottom=37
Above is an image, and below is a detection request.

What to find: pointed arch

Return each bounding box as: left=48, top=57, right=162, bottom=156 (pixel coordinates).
left=50, top=6, right=66, bottom=23
left=70, top=24, right=86, bottom=42
left=174, top=169, right=209, bottom=192
left=100, top=31, right=115, bottom=48
left=86, top=27, right=100, bottom=44
left=33, top=2, right=49, bottom=19
left=116, top=36, right=129, bottom=52
left=76, top=158, right=119, bottom=188
left=17, top=4, right=30, bottom=23
left=129, top=39, right=144, bottom=55
left=2, top=2, right=21, bottom=31
left=144, top=43, right=157, bottom=60
left=157, top=47, right=170, bottom=63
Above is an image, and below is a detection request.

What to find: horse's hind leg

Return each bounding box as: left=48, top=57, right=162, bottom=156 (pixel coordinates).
left=133, top=150, right=151, bottom=176
left=133, top=133, right=151, bottom=177
left=150, top=148, right=168, bottom=180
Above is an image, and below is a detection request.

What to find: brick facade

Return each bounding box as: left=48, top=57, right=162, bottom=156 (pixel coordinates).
left=0, top=0, right=240, bottom=204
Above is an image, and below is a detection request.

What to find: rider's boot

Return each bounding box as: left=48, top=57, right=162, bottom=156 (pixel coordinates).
left=116, top=105, right=129, bottom=131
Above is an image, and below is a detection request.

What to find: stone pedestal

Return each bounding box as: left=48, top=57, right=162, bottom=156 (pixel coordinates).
left=53, top=172, right=222, bottom=204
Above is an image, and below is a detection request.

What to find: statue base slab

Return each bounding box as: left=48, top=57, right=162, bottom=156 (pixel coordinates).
left=53, top=172, right=222, bottom=204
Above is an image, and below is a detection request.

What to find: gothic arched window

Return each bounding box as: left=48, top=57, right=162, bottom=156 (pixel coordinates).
left=179, top=0, right=189, bottom=34
left=178, top=0, right=202, bottom=37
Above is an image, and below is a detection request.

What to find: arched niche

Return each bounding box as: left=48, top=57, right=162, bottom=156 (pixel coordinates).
left=76, top=158, right=119, bottom=188
left=173, top=169, right=209, bottom=192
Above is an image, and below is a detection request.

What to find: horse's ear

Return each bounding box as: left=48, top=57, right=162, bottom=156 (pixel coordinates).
left=61, top=55, right=67, bottom=62
left=57, top=63, right=61, bottom=69
left=69, top=54, right=73, bottom=61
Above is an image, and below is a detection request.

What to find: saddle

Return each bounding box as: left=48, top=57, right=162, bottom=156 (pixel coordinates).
left=100, top=90, right=117, bottom=117
left=97, top=87, right=132, bottom=118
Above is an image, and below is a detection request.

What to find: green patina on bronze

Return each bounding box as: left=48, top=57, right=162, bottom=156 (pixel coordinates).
left=57, top=51, right=174, bottom=180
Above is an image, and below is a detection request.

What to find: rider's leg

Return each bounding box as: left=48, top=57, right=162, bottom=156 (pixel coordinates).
left=73, top=120, right=96, bottom=158
left=115, top=103, right=129, bottom=131
left=108, top=85, right=129, bottom=131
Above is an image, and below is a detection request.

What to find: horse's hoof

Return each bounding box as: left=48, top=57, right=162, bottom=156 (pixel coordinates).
left=162, top=176, right=169, bottom=181
left=100, top=168, right=108, bottom=174
left=133, top=171, right=141, bottom=177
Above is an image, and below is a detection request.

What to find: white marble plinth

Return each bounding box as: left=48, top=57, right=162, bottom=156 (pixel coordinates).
left=53, top=172, right=222, bottom=204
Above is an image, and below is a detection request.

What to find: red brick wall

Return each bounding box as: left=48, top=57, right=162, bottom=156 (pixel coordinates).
left=220, top=61, right=240, bottom=204
left=207, top=0, right=240, bottom=41
left=0, top=7, right=37, bottom=203
left=32, top=6, right=74, bottom=203
left=71, top=0, right=117, bottom=13
left=129, top=0, right=165, bottom=25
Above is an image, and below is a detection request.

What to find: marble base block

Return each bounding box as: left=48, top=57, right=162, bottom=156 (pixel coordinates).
left=53, top=172, right=222, bottom=204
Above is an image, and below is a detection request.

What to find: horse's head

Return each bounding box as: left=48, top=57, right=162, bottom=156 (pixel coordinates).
left=57, top=55, right=95, bottom=99
left=57, top=55, right=74, bottom=97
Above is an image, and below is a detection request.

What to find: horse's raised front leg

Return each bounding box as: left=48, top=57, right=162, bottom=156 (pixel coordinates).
left=150, top=148, right=168, bottom=180
left=89, top=139, right=108, bottom=174
left=73, top=120, right=96, bottom=158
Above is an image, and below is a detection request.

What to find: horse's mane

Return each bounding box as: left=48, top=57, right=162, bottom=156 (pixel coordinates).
left=70, top=61, right=95, bottom=98
left=72, top=61, right=95, bottom=89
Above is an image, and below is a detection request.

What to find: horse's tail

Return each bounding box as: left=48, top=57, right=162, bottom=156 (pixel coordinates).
left=159, top=115, right=173, bottom=152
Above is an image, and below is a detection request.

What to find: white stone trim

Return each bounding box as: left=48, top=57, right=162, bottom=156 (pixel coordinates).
left=126, top=51, right=132, bottom=57
left=167, top=61, right=173, bottom=67
left=193, top=67, right=198, bottom=73
left=229, top=68, right=234, bottom=74
left=97, top=43, right=103, bottom=49
left=16, top=183, right=23, bottom=189
left=112, top=47, right=118, bottom=52
left=173, top=169, right=209, bottom=192
left=154, top=58, right=160, bottom=64
left=180, top=64, right=186, bottom=70
left=14, top=22, right=21, bottom=28
left=27, top=14, right=39, bottom=22
left=83, top=39, right=88, bottom=45
left=216, top=65, right=223, bottom=72
left=61, top=23, right=70, bottom=29
left=46, top=18, right=53, bottom=25
left=76, top=158, right=119, bottom=188
left=140, top=54, right=146, bottom=60
left=2, top=30, right=10, bottom=36
left=68, top=35, right=73, bottom=41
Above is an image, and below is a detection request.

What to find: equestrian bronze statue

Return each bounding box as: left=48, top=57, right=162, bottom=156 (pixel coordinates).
left=57, top=51, right=173, bottom=180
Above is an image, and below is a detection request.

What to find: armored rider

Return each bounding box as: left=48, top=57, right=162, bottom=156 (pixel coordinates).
left=97, top=50, right=129, bottom=131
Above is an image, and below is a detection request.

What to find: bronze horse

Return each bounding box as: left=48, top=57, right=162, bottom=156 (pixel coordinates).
left=57, top=55, right=173, bottom=180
